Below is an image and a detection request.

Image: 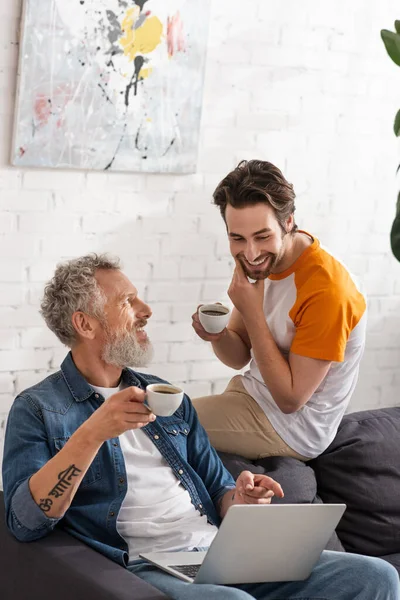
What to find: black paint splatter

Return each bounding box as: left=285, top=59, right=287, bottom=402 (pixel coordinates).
left=162, top=138, right=176, bottom=156
left=135, top=0, right=149, bottom=10
left=98, top=83, right=113, bottom=104
left=124, top=55, right=144, bottom=107
left=135, top=125, right=142, bottom=150
left=104, top=122, right=127, bottom=170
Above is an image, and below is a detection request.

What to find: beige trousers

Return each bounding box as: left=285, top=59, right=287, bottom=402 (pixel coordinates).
left=192, top=376, right=308, bottom=461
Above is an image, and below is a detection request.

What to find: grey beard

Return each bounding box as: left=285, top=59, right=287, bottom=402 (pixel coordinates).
left=101, top=329, right=154, bottom=369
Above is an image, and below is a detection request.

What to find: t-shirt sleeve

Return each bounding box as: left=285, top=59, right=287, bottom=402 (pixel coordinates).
left=290, top=289, right=354, bottom=362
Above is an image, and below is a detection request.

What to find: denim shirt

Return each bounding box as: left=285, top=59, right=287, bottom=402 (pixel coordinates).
left=2, top=353, right=235, bottom=567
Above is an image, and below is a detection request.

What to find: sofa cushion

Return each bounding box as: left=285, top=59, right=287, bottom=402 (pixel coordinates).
left=380, top=553, right=400, bottom=576
left=218, top=453, right=317, bottom=503
left=311, top=407, right=400, bottom=558
left=218, top=452, right=344, bottom=552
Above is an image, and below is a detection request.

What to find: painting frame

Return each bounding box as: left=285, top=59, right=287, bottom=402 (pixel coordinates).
left=11, top=0, right=211, bottom=173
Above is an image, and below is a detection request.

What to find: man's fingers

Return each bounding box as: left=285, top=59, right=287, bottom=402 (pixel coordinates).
left=126, top=421, right=152, bottom=428
left=233, top=257, right=247, bottom=280
left=242, top=495, right=273, bottom=505
left=125, top=412, right=156, bottom=423
left=237, top=470, right=255, bottom=492
left=254, top=475, right=284, bottom=498
left=242, top=486, right=274, bottom=499
left=192, top=320, right=225, bottom=340
left=115, top=386, right=146, bottom=403
left=124, top=403, right=155, bottom=417
left=237, top=472, right=285, bottom=499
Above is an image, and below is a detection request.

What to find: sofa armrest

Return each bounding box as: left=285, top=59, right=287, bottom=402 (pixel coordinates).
left=1, top=493, right=168, bottom=600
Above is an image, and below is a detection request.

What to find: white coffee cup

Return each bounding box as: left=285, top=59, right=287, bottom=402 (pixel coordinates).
left=198, top=303, right=231, bottom=334
left=146, top=383, right=184, bottom=417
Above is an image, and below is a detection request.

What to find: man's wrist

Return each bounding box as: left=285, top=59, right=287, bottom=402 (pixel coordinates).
left=242, top=310, right=265, bottom=331
left=74, top=421, right=104, bottom=451
left=210, top=327, right=229, bottom=347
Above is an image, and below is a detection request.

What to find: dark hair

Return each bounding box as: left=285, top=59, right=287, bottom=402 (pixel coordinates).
left=213, top=159, right=298, bottom=234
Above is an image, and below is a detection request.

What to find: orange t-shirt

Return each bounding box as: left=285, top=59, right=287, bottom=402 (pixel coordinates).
left=242, top=233, right=367, bottom=458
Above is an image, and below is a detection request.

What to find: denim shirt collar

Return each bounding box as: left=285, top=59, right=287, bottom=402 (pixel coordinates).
left=60, top=351, right=142, bottom=403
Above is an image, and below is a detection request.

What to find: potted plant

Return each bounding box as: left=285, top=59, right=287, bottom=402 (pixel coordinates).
left=381, top=22, right=400, bottom=261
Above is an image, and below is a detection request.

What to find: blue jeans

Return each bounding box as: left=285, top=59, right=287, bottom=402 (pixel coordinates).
left=128, top=550, right=400, bottom=600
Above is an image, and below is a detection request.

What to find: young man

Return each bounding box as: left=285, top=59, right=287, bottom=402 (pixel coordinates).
left=192, top=160, right=367, bottom=461
left=3, top=254, right=394, bottom=600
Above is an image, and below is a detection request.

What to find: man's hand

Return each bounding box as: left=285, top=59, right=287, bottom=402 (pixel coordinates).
left=219, top=470, right=284, bottom=518
left=235, top=470, right=284, bottom=505
left=82, top=386, right=156, bottom=444
left=228, top=259, right=265, bottom=320
left=191, top=304, right=228, bottom=342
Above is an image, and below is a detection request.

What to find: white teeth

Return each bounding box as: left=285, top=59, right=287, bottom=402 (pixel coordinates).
left=246, top=257, right=267, bottom=266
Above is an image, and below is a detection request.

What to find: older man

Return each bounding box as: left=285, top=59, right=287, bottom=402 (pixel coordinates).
left=2, top=254, right=398, bottom=600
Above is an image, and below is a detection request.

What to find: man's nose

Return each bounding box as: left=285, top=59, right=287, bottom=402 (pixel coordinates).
left=244, top=242, right=259, bottom=262
left=136, top=298, right=152, bottom=320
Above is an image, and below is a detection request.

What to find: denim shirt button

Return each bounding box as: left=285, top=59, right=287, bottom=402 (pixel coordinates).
left=199, top=504, right=203, bottom=509
left=154, top=434, right=160, bottom=440
left=95, top=394, right=99, bottom=399
left=109, top=511, right=115, bottom=517
left=178, top=469, right=184, bottom=475
left=119, top=478, right=125, bottom=484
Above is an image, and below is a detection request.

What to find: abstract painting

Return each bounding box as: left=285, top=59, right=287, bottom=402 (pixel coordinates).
left=11, top=0, right=210, bottom=173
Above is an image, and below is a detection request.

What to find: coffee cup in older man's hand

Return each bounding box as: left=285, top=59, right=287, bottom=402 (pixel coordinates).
left=145, top=384, right=184, bottom=417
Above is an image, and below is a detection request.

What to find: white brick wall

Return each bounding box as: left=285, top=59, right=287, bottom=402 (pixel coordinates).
left=1, top=0, right=400, bottom=480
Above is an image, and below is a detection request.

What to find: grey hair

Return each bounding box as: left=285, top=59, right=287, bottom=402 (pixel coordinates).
left=40, top=253, right=121, bottom=347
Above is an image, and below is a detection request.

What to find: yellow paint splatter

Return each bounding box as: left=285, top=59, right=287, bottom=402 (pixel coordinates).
left=120, top=8, right=163, bottom=62
left=139, top=67, right=153, bottom=79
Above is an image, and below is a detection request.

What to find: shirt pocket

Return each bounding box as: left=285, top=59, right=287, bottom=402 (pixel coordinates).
left=161, top=420, right=191, bottom=459
left=53, top=437, right=102, bottom=488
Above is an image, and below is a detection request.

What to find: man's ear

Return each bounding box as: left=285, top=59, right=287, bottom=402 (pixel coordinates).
left=71, top=311, right=99, bottom=340
left=285, top=214, right=294, bottom=233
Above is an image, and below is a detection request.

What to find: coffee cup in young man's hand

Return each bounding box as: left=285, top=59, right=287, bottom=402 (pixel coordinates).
left=198, top=303, right=231, bottom=334
left=146, top=384, right=184, bottom=417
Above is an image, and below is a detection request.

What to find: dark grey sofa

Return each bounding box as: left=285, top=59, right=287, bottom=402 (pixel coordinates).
left=1, top=406, right=399, bottom=599
left=220, top=407, right=400, bottom=574
left=0, top=491, right=167, bottom=600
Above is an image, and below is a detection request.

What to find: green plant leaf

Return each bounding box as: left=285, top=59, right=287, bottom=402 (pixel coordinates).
left=391, top=192, right=400, bottom=261
left=394, top=110, right=400, bottom=136
left=395, top=20, right=400, bottom=34
left=381, top=29, right=400, bottom=66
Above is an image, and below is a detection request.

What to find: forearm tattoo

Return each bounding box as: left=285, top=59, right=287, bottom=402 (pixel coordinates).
left=38, top=464, right=82, bottom=513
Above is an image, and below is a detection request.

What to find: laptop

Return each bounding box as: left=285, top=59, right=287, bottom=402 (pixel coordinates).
left=140, top=503, right=345, bottom=585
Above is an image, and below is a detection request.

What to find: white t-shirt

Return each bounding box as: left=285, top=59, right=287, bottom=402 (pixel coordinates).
left=242, top=235, right=367, bottom=459
left=90, top=384, right=218, bottom=560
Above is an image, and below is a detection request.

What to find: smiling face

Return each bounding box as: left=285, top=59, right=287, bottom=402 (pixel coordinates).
left=226, top=203, right=294, bottom=280
left=95, top=269, right=154, bottom=368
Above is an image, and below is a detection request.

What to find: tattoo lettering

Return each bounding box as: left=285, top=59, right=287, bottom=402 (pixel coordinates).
left=39, top=498, right=53, bottom=512
left=48, top=464, right=82, bottom=499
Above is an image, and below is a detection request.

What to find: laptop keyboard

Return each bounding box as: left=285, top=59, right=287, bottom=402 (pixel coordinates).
left=169, top=564, right=202, bottom=579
